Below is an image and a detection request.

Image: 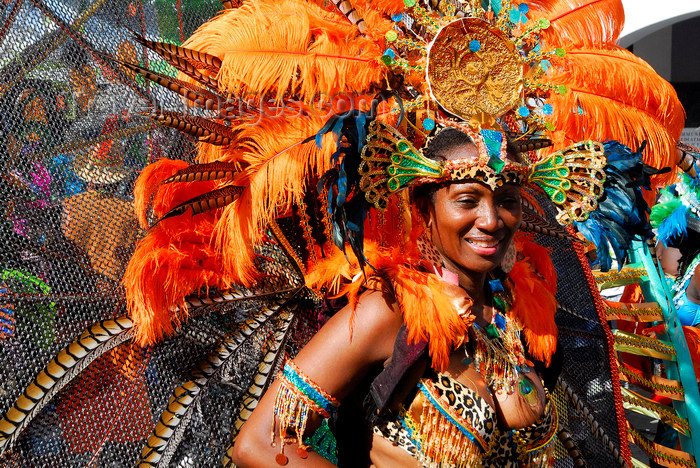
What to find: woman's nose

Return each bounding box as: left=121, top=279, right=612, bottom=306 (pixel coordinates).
left=474, top=200, right=503, bottom=232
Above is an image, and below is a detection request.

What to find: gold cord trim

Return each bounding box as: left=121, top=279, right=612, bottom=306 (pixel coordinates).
left=628, top=426, right=697, bottom=468
left=618, top=365, right=684, bottom=399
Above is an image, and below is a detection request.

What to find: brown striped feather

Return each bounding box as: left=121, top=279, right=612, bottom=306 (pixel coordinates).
left=521, top=210, right=583, bottom=243
left=0, top=317, right=134, bottom=455
left=147, top=111, right=238, bottom=146
left=505, top=131, right=553, bottom=153
left=131, top=35, right=221, bottom=75
left=330, top=0, right=366, bottom=33
left=220, top=0, right=244, bottom=9
left=223, top=307, right=297, bottom=466
left=558, top=376, right=626, bottom=467
left=131, top=35, right=220, bottom=89
left=137, top=290, right=301, bottom=468
left=511, top=138, right=553, bottom=153
left=558, top=427, right=588, bottom=467
left=155, top=185, right=245, bottom=223
left=98, top=53, right=223, bottom=112
left=160, top=161, right=241, bottom=185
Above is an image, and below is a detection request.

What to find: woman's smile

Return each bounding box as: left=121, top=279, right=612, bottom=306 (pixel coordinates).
left=464, top=236, right=504, bottom=256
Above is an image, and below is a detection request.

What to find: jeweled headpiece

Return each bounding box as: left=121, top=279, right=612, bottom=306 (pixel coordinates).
left=356, top=9, right=607, bottom=225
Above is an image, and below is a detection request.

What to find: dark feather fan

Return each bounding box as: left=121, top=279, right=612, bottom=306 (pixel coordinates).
left=575, top=140, right=667, bottom=271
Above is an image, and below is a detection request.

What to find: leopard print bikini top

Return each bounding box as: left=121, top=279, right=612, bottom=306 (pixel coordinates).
left=373, top=372, right=558, bottom=468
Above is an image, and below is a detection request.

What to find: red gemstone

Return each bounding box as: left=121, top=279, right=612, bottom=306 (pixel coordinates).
left=275, top=453, right=289, bottom=465
left=297, top=446, right=309, bottom=459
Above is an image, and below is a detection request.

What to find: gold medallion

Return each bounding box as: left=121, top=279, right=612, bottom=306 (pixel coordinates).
left=427, top=18, right=524, bottom=120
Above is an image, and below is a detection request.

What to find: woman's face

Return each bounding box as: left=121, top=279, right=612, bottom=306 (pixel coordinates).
left=426, top=143, right=522, bottom=275
left=657, top=241, right=682, bottom=276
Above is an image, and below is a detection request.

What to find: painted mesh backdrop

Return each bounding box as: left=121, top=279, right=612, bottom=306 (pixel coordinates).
left=0, top=1, right=629, bottom=466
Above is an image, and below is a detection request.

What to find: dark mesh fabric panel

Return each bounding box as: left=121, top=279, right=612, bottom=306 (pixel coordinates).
left=531, top=190, right=627, bottom=467
left=0, top=1, right=294, bottom=465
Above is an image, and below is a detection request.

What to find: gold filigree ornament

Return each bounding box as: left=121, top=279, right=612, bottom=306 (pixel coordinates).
left=527, top=141, right=607, bottom=225
left=426, top=18, right=524, bottom=122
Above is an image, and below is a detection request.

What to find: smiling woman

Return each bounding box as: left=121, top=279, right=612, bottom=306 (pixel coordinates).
left=232, top=123, right=561, bottom=467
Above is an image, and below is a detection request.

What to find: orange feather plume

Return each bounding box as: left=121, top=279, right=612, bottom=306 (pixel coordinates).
left=528, top=0, right=625, bottom=47
left=509, top=234, right=558, bottom=365
left=352, top=0, right=405, bottom=16
left=124, top=214, right=226, bottom=346
left=545, top=46, right=685, bottom=185
left=182, top=0, right=385, bottom=102
left=132, top=158, right=189, bottom=228
left=126, top=165, right=225, bottom=344
left=209, top=114, right=337, bottom=285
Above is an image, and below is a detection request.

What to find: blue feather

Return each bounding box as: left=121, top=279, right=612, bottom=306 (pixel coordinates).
left=657, top=205, right=689, bottom=246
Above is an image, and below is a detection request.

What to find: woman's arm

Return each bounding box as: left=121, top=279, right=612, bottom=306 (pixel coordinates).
left=686, top=263, right=700, bottom=307
left=231, top=289, right=403, bottom=467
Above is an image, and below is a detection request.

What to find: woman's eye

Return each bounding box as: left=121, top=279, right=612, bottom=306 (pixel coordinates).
left=499, top=197, right=520, bottom=207
left=457, top=198, right=477, bottom=206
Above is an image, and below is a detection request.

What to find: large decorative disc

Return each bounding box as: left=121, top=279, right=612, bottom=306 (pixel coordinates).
left=427, top=18, right=524, bottom=120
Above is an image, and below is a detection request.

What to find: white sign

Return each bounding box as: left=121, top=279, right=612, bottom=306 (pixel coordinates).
left=681, top=128, right=700, bottom=150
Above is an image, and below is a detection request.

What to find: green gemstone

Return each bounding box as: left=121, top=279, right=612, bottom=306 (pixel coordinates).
left=538, top=18, right=550, bottom=29
left=493, top=297, right=506, bottom=311
left=397, top=141, right=409, bottom=152
left=485, top=323, right=499, bottom=339
left=404, top=0, right=416, bottom=6
left=555, top=48, right=566, bottom=57
left=381, top=55, right=394, bottom=66
left=487, top=156, right=505, bottom=173
left=545, top=121, right=555, bottom=131
left=557, top=85, right=568, bottom=95
left=385, top=30, right=398, bottom=42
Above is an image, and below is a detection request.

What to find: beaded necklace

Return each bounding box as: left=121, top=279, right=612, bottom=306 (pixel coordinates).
left=465, top=278, right=534, bottom=397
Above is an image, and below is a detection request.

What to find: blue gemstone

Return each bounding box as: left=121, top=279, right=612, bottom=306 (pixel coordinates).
left=469, top=40, right=481, bottom=53
left=493, top=311, right=506, bottom=330
left=489, top=278, right=504, bottom=293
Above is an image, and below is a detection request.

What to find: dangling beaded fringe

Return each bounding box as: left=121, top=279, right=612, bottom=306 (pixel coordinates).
left=413, top=403, right=484, bottom=468
left=271, top=361, right=340, bottom=465
left=471, top=314, right=527, bottom=394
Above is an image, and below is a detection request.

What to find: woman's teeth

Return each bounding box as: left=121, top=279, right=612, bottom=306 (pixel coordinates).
left=467, top=239, right=499, bottom=248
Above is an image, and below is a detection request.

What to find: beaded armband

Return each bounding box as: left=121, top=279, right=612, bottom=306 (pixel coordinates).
left=272, top=361, right=340, bottom=465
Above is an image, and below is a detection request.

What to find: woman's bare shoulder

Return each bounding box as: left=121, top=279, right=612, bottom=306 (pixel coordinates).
left=329, top=289, right=402, bottom=343
left=293, top=289, right=403, bottom=376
